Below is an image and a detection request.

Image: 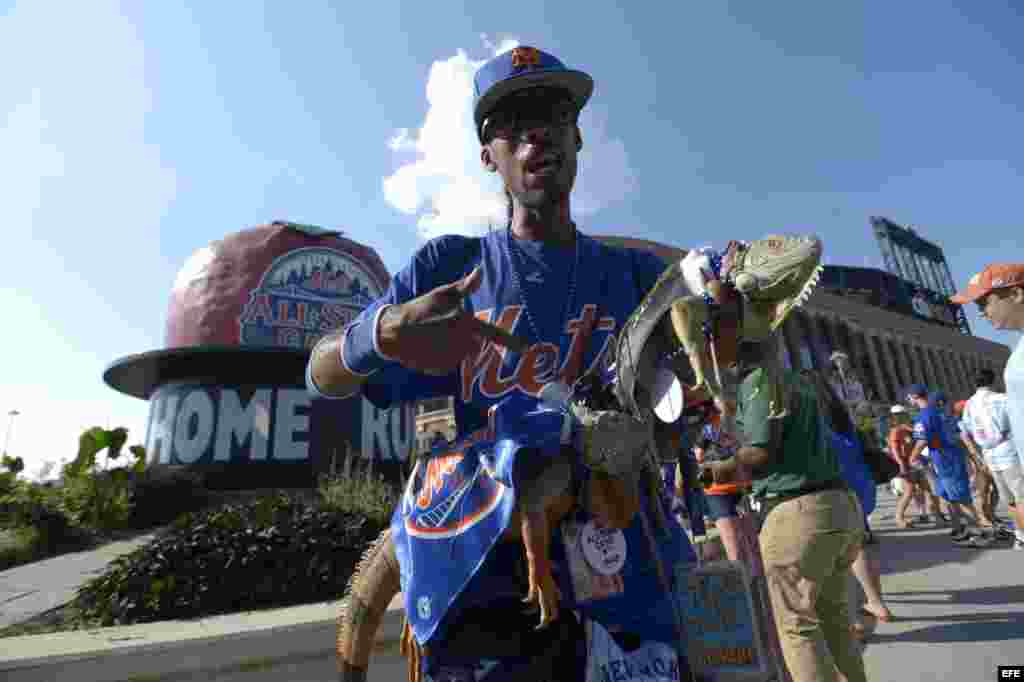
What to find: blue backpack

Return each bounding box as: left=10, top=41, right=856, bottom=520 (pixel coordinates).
left=828, top=429, right=877, bottom=516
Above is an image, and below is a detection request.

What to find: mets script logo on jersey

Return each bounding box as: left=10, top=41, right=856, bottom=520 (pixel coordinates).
left=238, top=247, right=382, bottom=350
left=402, top=444, right=506, bottom=539
left=461, top=304, right=617, bottom=402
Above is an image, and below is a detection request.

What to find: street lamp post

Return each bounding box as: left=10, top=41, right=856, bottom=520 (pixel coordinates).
left=4, top=409, right=20, bottom=457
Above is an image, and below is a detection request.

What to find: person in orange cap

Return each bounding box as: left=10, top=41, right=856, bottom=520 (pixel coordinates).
left=952, top=264, right=1024, bottom=496
left=953, top=263, right=1024, bottom=548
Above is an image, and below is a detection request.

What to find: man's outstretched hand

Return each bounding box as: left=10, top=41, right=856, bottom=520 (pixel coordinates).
left=377, top=267, right=529, bottom=375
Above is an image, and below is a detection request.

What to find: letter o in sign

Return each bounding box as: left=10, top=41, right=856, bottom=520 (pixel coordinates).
left=174, top=390, right=215, bottom=463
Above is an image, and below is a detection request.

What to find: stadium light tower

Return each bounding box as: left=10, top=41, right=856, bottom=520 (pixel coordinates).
left=871, top=216, right=971, bottom=335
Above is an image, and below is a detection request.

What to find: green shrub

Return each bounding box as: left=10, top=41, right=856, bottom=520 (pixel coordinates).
left=1, top=457, right=93, bottom=569
left=60, top=473, right=133, bottom=530
left=0, top=527, right=40, bottom=571
left=126, top=467, right=211, bottom=530
left=29, top=502, right=94, bottom=554
left=60, top=427, right=146, bottom=531
left=317, top=450, right=399, bottom=527
left=72, top=494, right=388, bottom=626
left=0, top=512, right=94, bottom=572
left=0, top=455, right=27, bottom=525
left=1, top=450, right=95, bottom=569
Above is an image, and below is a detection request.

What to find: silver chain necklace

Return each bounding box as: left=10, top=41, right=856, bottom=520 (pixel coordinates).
left=504, top=225, right=580, bottom=349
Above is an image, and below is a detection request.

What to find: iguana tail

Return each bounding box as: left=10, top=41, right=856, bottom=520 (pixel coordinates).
left=337, top=527, right=401, bottom=682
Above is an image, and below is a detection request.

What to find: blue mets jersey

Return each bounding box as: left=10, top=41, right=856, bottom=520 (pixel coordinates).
left=341, top=229, right=666, bottom=430
left=913, top=404, right=971, bottom=503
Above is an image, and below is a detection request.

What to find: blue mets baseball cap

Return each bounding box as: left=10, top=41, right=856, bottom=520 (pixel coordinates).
left=473, top=46, right=594, bottom=141
left=929, top=390, right=948, bottom=406
left=906, top=383, right=928, bottom=398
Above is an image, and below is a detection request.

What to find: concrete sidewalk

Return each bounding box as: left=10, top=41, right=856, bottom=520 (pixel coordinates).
left=860, top=489, right=1024, bottom=682
left=0, top=526, right=404, bottom=681
left=0, top=597, right=405, bottom=682
left=0, top=531, right=161, bottom=629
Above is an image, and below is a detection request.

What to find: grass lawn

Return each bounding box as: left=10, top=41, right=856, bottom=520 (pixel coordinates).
left=0, top=526, right=97, bottom=572
left=0, top=527, right=35, bottom=568
left=0, top=602, right=84, bottom=639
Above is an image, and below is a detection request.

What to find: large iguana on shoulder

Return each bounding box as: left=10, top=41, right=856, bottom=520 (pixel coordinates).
left=335, top=233, right=824, bottom=682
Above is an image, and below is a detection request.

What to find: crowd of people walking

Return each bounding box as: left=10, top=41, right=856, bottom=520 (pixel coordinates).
left=664, top=261, right=1024, bottom=681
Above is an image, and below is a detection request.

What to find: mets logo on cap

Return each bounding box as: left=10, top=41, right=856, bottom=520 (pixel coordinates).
left=511, top=46, right=541, bottom=70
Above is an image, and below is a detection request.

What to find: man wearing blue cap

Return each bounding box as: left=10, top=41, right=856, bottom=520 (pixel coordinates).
left=907, top=385, right=980, bottom=545
left=309, top=46, right=695, bottom=681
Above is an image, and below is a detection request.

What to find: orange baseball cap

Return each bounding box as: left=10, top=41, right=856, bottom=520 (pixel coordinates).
left=951, top=263, right=1024, bottom=304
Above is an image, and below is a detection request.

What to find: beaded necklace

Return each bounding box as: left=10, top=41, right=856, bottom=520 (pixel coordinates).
left=504, top=225, right=581, bottom=352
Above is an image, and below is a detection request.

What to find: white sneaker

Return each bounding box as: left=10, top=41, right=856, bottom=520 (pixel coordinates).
left=1014, top=539, right=1024, bottom=551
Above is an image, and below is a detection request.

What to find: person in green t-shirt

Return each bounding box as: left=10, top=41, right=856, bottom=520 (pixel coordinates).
left=703, top=337, right=867, bottom=682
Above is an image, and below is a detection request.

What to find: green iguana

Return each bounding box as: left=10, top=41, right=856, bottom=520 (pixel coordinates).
left=336, top=452, right=647, bottom=682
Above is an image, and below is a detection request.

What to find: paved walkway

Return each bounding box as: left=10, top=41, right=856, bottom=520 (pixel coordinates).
left=860, top=489, right=1024, bottom=682
left=0, top=531, right=159, bottom=628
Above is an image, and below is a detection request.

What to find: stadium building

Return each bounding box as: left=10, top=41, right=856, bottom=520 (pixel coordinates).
left=414, top=222, right=1012, bottom=452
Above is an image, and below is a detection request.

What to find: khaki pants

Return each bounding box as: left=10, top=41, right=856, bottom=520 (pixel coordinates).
left=759, top=488, right=867, bottom=682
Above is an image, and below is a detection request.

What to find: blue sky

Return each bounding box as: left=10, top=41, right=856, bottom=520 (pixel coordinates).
left=2, top=0, right=1022, bottom=477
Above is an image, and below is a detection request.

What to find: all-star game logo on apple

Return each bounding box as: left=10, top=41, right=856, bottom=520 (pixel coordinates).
left=239, top=247, right=382, bottom=349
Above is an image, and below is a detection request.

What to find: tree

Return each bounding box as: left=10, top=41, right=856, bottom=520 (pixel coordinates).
left=61, top=427, right=147, bottom=529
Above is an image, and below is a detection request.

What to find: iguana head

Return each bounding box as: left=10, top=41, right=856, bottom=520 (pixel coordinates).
left=724, top=233, right=823, bottom=340
left=667, top=234, right=821, bottom=397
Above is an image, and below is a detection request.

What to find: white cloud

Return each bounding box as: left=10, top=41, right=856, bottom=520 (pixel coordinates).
left=383, top=37, right=636, bottom=241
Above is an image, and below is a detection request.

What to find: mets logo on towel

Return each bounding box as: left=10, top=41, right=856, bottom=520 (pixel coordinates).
left=238, top=247, right=381, bottom=349
left=402, top=448, right=507, bottom=539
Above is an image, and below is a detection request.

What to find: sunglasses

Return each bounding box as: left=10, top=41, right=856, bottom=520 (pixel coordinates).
left=975, top=290, right=1003, bottom=314
left=482, top=91, right=579, bottom=143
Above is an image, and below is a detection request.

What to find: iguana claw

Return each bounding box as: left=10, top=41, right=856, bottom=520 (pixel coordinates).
left=521, top=509, right=562, bottom=629
left=522, top=564, right=562, bottom=629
